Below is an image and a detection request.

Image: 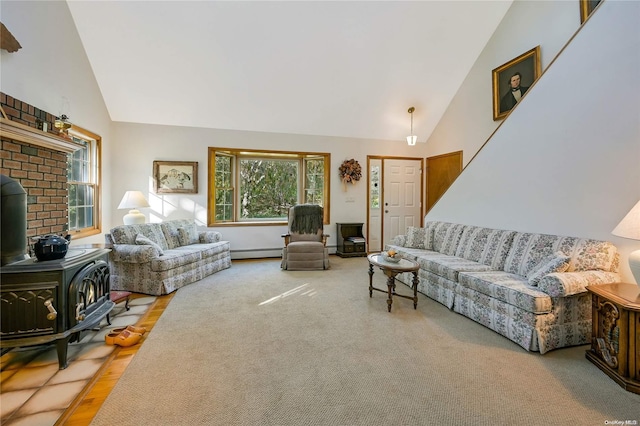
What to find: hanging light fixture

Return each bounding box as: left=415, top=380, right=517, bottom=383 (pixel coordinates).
left=407, top=107, right=417, bottom=146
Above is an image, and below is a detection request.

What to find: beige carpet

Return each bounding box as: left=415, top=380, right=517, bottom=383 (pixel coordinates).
left=91, top=256, right=640, bottom=425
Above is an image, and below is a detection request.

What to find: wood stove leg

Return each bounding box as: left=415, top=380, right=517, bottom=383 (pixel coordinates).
left=56, top=337, right=71, bottom=369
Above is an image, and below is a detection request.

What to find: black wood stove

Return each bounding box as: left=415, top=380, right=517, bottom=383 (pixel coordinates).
left=0, top=248, right=113, bottom=369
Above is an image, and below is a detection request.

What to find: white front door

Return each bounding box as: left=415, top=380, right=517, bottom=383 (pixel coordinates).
left=382, top=158, right=422, bottom=248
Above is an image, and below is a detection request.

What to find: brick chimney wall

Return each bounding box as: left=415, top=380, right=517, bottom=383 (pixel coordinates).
left=0, top=92, right=69, bottom=238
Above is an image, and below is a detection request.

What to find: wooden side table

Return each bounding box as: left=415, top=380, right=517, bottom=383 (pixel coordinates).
left=367, top=253, right=419, bottom=312
left=336, top=223, right=366, bottom=257
left=586, top=282, right=640, bottom=394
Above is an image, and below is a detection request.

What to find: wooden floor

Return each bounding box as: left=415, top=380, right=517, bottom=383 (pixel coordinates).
left=55, top=293, right=175, bottom=426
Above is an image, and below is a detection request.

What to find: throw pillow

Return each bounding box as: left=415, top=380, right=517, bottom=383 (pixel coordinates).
left=405, top=227, right=427, bottom=249
left=526, top=252, right=571, bottom=286
left=178, top=226, right=199, bottom=246
left=201, top=231, right=221, bottom=244
left=135, top=233, right=164, bottom=256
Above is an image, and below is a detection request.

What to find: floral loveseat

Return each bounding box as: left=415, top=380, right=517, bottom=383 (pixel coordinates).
left=386, top=221, right=620, bottom=354
left=105, top=219, right=231, bottom=295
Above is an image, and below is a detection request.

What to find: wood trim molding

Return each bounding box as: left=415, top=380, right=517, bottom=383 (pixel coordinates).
left=0, top=117, right=83, bottom=153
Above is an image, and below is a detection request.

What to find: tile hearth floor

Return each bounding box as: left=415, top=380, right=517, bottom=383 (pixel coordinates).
left=0, top=296, right=155, bottom=426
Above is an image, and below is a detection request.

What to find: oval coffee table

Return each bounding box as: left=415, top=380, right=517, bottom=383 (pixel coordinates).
left=367, top=253, right=420, bottom=312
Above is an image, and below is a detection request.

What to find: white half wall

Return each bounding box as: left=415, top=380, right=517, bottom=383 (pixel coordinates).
left=425, top=0, right=640, bottom=283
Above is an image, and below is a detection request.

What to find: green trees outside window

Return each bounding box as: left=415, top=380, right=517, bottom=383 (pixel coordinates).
left=209, top=148, right=330, bottom=225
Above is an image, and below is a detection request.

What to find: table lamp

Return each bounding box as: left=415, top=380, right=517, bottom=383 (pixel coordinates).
left=118, top=190, right=150, bottom=225
left=612, top=199, right=640, bottom=284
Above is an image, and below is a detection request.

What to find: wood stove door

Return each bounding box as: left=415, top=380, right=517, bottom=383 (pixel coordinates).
left=1, top=274, right=60, bottom=338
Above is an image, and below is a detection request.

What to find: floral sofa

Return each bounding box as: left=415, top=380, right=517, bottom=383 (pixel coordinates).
left=105, top=219, right=231, bottom=295
left=386, top=221, right=620, bottom=354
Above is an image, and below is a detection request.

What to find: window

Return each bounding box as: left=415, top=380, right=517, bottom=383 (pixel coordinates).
left=370, top=164, right=380, bottom=209
left=208, top=148, right=330, bottom=225
left=67, top=126, right=101, bottom=238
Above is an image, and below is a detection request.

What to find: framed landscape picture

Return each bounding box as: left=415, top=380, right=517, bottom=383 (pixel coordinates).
left=492, top=46, right=541, bottom=121
left=153, top=161, right=198, bottom=194
left=580, top=0, right=602, bottom=23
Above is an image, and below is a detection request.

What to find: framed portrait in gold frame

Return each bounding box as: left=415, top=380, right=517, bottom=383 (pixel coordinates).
left=580, top=0, right=602, bottom=23
left=492, top=46, right=541, bottom=121
left=153, top=161, right=198, bottom=194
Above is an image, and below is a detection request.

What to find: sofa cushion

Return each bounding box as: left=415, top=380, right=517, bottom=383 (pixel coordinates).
left=417, top=254, right=493, bottom=281
left=161, top=219, right=200, bottom=249
left=526, top=252, right=570, bottom=286
left=455, top=226, right=516, bottom=270
left=286, top=241, right=325, bottom=253
left=110, top=223, right=169, bottom=250
left=566, top=239, right=619, bottom=272
left=504, top=233, right=619, bottom=276
left=405, top=226, right=427, bottom=249
left=150, top=247, right=203, bottom=272
left=389, top=234, right=406, bottom=247
left=200, top=231, right=222, bottom=244
left=458, top=271, right=553, bottom=314
left=198, top=241, right=232, bottom=259
left=431, top=222, right=465, bottom=255
left=178, top=225, right=199, bottom=246
left=135, top=233, right=164, bottom=256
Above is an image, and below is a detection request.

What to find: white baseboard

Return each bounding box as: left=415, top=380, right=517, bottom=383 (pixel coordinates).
left=230, top=246, right=337, bottom=260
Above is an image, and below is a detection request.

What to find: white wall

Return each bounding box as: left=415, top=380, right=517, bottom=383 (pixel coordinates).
left=0, top=0, right=114, bottom=230
left=110, top=122, right=420, bottom=257
left=425, top=0, right=640, bottom=282
left=426, top=0, right=580, bottom=166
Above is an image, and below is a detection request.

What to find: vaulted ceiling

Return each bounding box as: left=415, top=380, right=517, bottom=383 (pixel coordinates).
left=67, top=1, right=512, bottom=142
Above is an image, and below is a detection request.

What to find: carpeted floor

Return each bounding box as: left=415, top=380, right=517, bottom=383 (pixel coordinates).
left=91, top=256, right=640, bottom=426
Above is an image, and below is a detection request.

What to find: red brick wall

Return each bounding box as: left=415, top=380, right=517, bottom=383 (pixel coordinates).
left=0, top=92, right=69, bottom=238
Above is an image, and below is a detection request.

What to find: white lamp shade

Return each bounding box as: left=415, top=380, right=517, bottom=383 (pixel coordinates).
left=118, top=191, right=150, bottom=210
left=407, top=135, right=417, bottom=146
left=118, top=191, right=150, bottom=225
left=612, top=199, right=640, bottom=240
left=612, top=199, right=640, bottom=285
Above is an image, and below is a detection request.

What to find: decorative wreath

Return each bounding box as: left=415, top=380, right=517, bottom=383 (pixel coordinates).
left=339, top=158, right=362, bottom=184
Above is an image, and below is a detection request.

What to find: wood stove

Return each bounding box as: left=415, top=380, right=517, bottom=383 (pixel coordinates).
left=0, top=248, right=113, bottom=369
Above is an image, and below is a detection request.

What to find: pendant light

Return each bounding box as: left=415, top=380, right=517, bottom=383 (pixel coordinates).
left=407, top=107, right=417, bottom=146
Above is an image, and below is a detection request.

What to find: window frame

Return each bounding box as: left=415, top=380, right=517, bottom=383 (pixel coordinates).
left=67, top=125, right=102, bottom=239
left=208, top=147, right=330, bottom=226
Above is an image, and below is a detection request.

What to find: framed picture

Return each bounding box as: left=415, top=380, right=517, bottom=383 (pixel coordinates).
left=580, top=0, right=602, bottom=23
left=492, top=46, right=541, bottom=121
left=153, top=161, right=198, bottom=194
